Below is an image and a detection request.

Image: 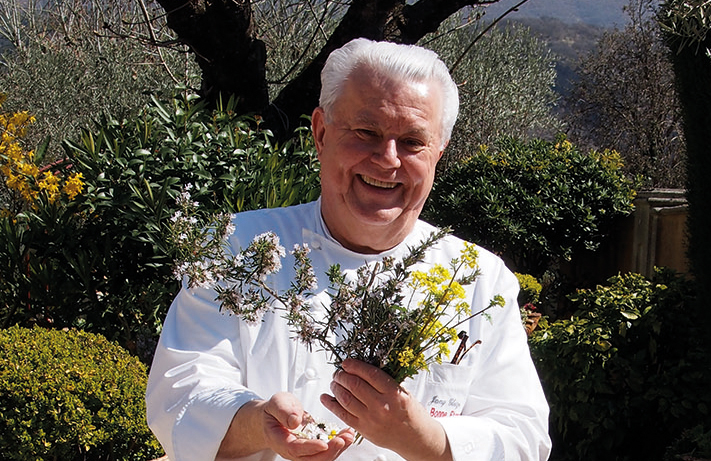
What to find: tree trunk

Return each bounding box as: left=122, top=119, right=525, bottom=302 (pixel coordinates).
left=155, top=0, right=269, bottom=115
left=156, top=0, right=497, bottom=139
left=663, top=23, right=711, bottom=324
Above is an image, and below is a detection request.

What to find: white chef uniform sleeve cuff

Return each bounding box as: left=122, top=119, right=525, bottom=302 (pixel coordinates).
left=438, top=416, right=504, bottom=461
left=170, top=388, right=262, bottom=461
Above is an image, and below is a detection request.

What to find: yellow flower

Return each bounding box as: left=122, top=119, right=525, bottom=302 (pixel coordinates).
left=63, top=172, right=84, bottom=200
left=555, top=139, right=573, bottom=152
left=455, top=301, right=471, bottom=316
left=38, top=171, right=61, bottom=203
left=397, top=347, right=426, bottom=370
left=410, top=265, right=451, bottom=293
left=397, top=347, right=416, bottom=368
left=422, top=319, right=444, bottom=340
left=445, top=281, right=466, bottom=301
left=461, top=242, right=479, bottom=269
left=437, top=341, right=451, bottom=360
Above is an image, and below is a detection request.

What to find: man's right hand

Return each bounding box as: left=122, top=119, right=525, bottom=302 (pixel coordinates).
left=218, top=392, right=355, bottom=461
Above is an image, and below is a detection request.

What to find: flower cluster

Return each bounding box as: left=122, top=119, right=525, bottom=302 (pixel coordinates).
left=170, top=193, right=505, bottom=384
left=0, top=95, right=84, bottom=212
left=168, top=184, right=236, bottom=289
left=291, top=414, right=341, bottom=441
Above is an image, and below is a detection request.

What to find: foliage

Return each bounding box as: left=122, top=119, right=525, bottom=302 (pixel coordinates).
left=564, top=0, right=685, bottom=188
left=427, top=13, right=564, bottom=167
left=529, top=268, right=709, bottom=461
left=0, top=92, right=321, bottom=360
left=658, top=0, right=711, bottom=52
left=0, top=325, right=163, bottom=460
left=664, top=424, right=711, bottom=461
left=0, top=0, right=199, bottom=157
left=422, top=135, right=637, bottom=279
left=256, top=0, right=347, bottom=101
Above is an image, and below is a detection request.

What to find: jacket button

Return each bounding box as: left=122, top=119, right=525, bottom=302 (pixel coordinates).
left=373, top=455, right=387, bottom=461
left=304, top=367, right=318, bottom=380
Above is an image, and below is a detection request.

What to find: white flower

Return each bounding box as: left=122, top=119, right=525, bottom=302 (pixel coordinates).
left=291, top=414, right=342, bottom=440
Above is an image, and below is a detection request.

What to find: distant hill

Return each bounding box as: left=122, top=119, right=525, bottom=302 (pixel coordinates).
left=482, top=0, right=630, bottom=28
left=479, top=0, right=632, bottom=100
left=500, top=16, right=608, bottom=98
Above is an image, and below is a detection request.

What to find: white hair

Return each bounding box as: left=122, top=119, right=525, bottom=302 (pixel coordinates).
left=319, top=38, right=459, bottom=147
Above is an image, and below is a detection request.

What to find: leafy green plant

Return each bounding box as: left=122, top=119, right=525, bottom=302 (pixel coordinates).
left=529, top=268, right=708, bottom=461
left=0, top=326, right=163, bottom=461
left=0, top=92, right=321, bottom=360
left=664, top=424, right=711, bottom=461
left=423, top=135, right=637, bottom=279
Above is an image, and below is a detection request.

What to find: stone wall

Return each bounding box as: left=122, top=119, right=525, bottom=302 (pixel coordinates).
left=624, top=189, right=689, bottom=277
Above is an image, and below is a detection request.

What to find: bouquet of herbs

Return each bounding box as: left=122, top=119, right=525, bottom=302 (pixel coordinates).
left=169, top=187, right=504, bottom=385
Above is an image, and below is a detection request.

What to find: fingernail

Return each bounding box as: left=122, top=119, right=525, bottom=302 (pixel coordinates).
left=287, top=414, right=299, bottom=429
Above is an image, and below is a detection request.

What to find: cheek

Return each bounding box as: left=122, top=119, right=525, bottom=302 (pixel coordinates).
left=407, top=157, right=438, bottom=188
left=319, top=156, right=351, bottom=191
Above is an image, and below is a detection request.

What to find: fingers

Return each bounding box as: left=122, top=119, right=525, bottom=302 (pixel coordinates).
left=262, top=392, right=354, bottom=461
left=264, top=392, right=305, bottom=429
left=320, top=359, right=404, bottom=431
left=340, top=358, right=398, bottom=394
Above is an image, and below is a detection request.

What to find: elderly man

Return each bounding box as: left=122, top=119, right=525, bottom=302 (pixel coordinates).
left=146, top=38, right=551, bottom=461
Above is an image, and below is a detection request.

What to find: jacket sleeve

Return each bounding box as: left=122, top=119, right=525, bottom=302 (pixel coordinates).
left=437, top=252, right=551, bottom=461
left=145, top=284, right=262, bottom=461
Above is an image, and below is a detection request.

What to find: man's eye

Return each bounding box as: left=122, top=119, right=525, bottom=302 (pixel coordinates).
left=404, top=138, right=425, bottom=149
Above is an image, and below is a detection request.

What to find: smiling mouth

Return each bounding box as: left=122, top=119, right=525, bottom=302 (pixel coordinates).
left=360, top=175, right=398, bottom=189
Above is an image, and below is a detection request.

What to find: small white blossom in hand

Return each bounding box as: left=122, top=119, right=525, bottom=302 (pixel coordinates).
left=290, top=414, right=343, bottom=441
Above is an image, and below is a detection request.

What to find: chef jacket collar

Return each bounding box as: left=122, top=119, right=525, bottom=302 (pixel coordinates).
left=302, top=196, right=421, bottom=263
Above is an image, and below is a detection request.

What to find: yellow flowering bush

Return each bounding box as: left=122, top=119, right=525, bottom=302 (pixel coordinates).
left=0, top=94, right=84, bottom=212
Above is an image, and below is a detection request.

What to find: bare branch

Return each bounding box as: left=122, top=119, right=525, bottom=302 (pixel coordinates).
left=449, top=0, right=530, bottom=73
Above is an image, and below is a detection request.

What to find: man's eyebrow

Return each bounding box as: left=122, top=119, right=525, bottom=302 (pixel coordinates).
left=351, top=113, right=377, bottom=127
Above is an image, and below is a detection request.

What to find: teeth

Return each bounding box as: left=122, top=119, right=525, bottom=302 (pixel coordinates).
left=361, top=175, right=397, bottom=189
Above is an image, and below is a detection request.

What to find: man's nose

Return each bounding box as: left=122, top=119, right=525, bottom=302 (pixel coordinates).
left=372, top=139, right=402, bottom=168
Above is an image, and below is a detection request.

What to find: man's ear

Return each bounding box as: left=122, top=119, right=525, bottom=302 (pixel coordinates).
left=438, top=140, right=449, bottom=160
left=311, top=107, right=326, bottom=157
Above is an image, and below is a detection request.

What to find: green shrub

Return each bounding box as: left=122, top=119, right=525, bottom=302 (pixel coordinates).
left=529, top=268, right=709, bottom=461
left=0, top=326, right=163, bottom=460
left=664, top=424, right=711, bottom=461
left=0, top=92, right=321, bottom=359
left=423, top=136, right=637, bottom=278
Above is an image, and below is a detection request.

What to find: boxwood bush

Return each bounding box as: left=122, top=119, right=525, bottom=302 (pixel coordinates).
left=423, top=136, right=637, bottom=278
left=0, top=326, right=163, bottom=460
left=530, top=268, right=709, bottom=461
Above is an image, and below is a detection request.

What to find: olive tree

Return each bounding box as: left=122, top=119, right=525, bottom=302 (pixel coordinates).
left=565, top=0, right=685, bottom=187
left=427, top=14, right=562, bottom=166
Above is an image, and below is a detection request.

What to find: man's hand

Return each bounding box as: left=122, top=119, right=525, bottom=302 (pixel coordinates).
left=218, top=392, right=354, bottom=461
left=319, top=359, right=452, bottom=461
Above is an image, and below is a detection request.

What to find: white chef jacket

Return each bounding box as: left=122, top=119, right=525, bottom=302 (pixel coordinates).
left=146, top=199, right=551, bottom=461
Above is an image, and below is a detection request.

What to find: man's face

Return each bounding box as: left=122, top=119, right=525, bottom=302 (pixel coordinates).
left=312, top=69, right=445, bottom=254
